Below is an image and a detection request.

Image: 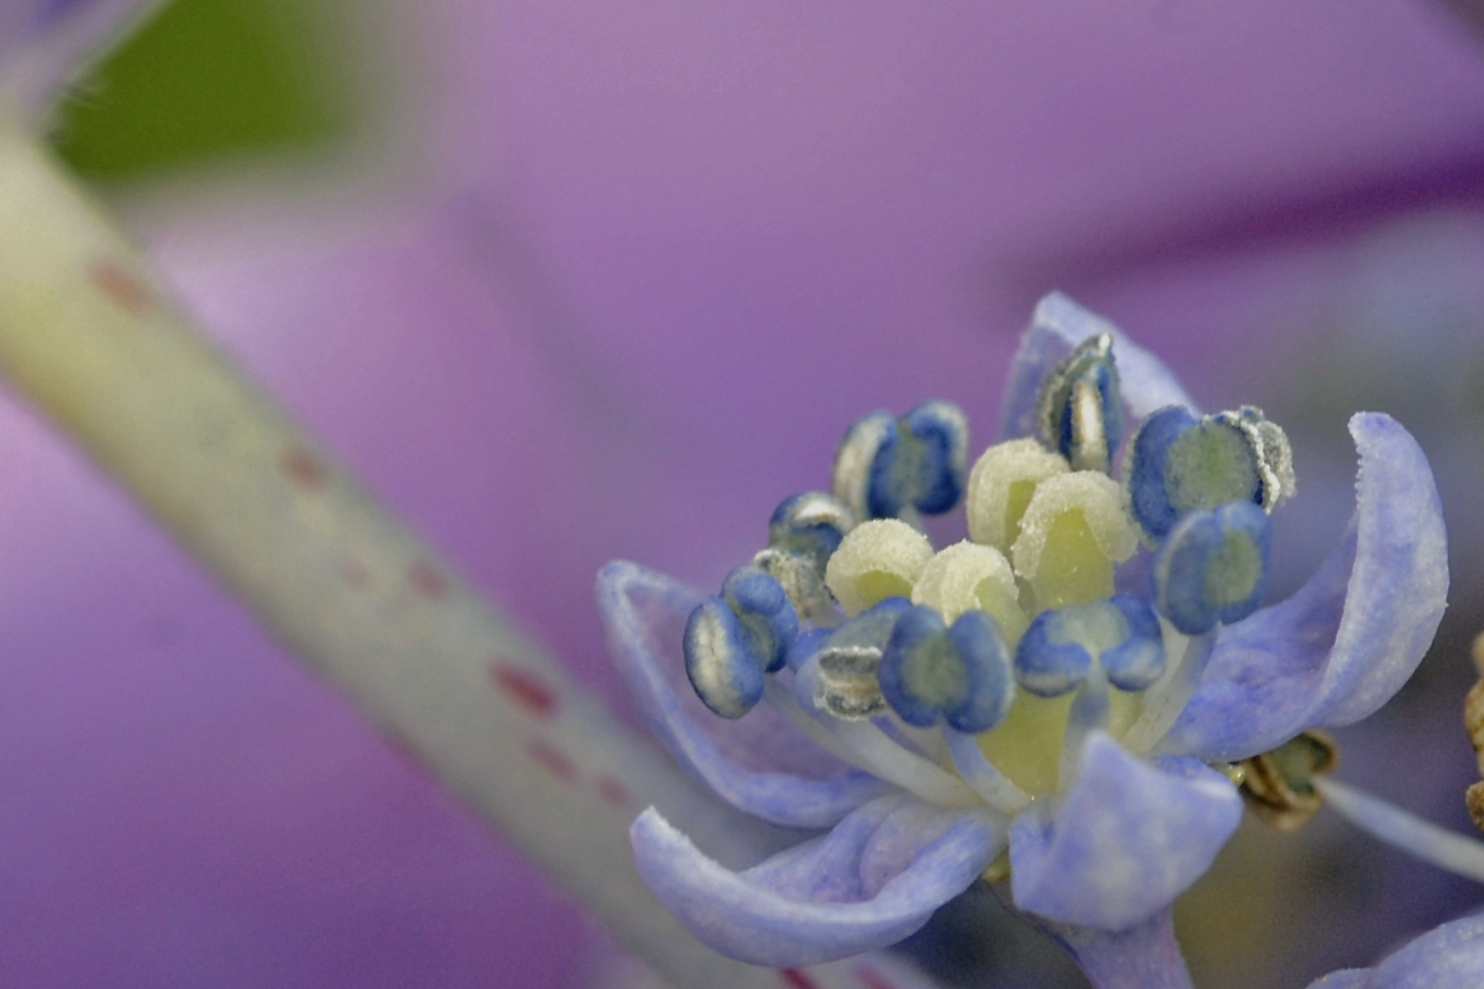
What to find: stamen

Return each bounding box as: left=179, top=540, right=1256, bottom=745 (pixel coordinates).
left=768, top=491, right=858, bottom=566
left=878, top=607, right=1017, bottom=734
left=944, top=728, right=1032, bottom=813
left=1059, top=662, right=1111, bottom=792
left=1153, top=501, right=1272, bottom=636
left=755, top=492, right=858, bottom=618
left=1013, top=596, right=1164, bottom=697
left=966, top=438, right=1070, bottom=551
left=911, top=540, right=1028, bottom=644
left=1010, top=471, right=1137, bottom=612
left=824, top=518, right=934, bottom=615
left=682, top=566, right=800, bottom=718
left=1036, top=332, right=1123, bottom=474
left=778, top=667, right=983, bottom=808
left=832, top=401, right=970, bottom=521
left=1127, top=405, right=1295, bottom=542
left=807, top=598, right=913, bottom=719
left=1118, top=625, right=1217, bottom=753
left=1236, top=731, right=1337, bottom=831
left=1318, top=776, right=1484, bottom=885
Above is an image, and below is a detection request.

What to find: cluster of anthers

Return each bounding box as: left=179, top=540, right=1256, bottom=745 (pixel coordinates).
left=682, top=332, right=1295, bottom=818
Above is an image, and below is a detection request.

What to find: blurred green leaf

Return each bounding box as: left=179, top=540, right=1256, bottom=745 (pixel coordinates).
left=51, top=0, right=350, bottom=183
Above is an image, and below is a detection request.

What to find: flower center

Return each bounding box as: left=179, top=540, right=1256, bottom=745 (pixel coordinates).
left=679, top=333, right=1295, bottom=816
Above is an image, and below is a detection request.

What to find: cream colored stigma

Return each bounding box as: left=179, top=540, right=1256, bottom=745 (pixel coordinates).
left=911, top=541, right=1027, bottom=645
left=1009, top=471, right=1136, bottom=613
left=825, top=518, right=934, bottom=615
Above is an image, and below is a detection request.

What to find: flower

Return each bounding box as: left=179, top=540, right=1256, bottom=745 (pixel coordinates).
left=599, top=293, right=1448, bottom=978
left=6, top=2, right=1484, bottom=986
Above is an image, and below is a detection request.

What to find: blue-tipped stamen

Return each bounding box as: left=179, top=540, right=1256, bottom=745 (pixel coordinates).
left=832, top=401, right=970, bottom=521
left=807, top=597, right=913, bottom=719
left=1128, top=405, right=1295, bottom=541
left=1036, top=333, right=1122, bottom=474
left=755, top=491, right=858, bottom=616
left=683, top=566, right=799, bottom=718
left=1098, top=594, right=1167, bottom=692
left=768, top=491, right=857, bottom=568
left=1154, top=501, right=1272, bottom=636
left=1014, top=596, right=1165, bottom=697
left=877, top=606, right=1016, bottom=734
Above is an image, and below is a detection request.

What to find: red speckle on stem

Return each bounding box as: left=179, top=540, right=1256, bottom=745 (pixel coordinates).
left=408, top=561, right=450, bottom=600
left=527, top=738, right=577, bottom=783
left=779, top=971, right=819, bottom=989
left=89, top=258, right=153, bottom=316
left=342, top=561, right=371, bottom=590
left=853, top=966, right=897, bottom=989
left=281, top=446, right=327, bottom=491
left=491, top=663, right=559, bottom=719
left=597, top=777, right=631, bottom=809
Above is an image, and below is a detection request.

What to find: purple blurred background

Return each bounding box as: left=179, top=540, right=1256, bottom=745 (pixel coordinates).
left=5, top=1, right=1484, bottom=986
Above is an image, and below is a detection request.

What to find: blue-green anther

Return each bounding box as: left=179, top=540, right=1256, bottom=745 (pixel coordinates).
left=1036, top=333, right=1122, bottom=474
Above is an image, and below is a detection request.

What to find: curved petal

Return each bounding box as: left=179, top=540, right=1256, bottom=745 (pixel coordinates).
left=1163, top=413, right=1448, bottom=761
left=1304, top=913, right=1484, bottom=989
left=598, top=561, right=893, bottom=828
left=997, top=292, right=1195, bottom=442
left=1039, top=909, right=1195, bottom=989
left=1009, top=732, right=1240, bottom=930
left=630, top=795, right=1004, bottom=967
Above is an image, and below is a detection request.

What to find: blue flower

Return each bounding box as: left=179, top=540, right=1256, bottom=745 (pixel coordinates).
left=598, top=292, right=1447, bottom=975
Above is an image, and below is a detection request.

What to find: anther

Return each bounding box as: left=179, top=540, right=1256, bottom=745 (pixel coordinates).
left=1127, top=405, right=1295, bottom=542
left=832, top=401, right=970, bottom=521
left=1013, top=595, right=1165, bottom=697
left=809, top=598, right=914, bottom=720
left=754, top=492, right=858, bottom=616
left=1036, top=333, right=1122, bottom=474
left=877, top=606, right=1016, bottom=734
left=1153, top=501, right=1272, bottom=636
left=682, top=566, right=799, bottom=718
left=1235, top=730, right=1338, bottom=832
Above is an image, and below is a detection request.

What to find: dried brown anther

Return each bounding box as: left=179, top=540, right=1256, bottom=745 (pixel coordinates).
left=1235, top=730, right=1338, bottom=832
left=1462, top=633, right=1484, bottom=833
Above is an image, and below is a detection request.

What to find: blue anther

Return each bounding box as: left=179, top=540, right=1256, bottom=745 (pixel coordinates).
left=833, top=401, right=969, bottom=521
left=1015, top=608, right=1094, bottom=697
left=793, top=597, right=913, bottom=718
left=768, top=492, right=856, bottom=568
left=1128, top=405, right=1286, bottom=541
left=1014, top=595, right=1164, bottom=696
left=1036, top=333, right=1123, bottom=474
left=1098, top=594, right=1166, bottom=691
left=900, top=401, right=971, bottom=515
left=721, top=566, right=799, bottom=674
left=684, top=598, right=765, bottom=719
left=1153, top=501, right=1272, bottom=636
left=683, top=567, right=799, bottom=719
left=878, top=606, right=1015, bottom=734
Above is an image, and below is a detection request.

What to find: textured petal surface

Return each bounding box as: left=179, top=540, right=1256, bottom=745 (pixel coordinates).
left=1042, top=909, right=1194, bottom=989
left=1303, top=913, right=1484, bottom=989
left=997, top=292, right=1195, bottom=443
left=1009, top=732, right=1240, bottom=930
left=1163, top=413, right=1448, bottom=761
left=599, top=561, right=892, bottom=828
left=630, top=795, right=1003, bottom=967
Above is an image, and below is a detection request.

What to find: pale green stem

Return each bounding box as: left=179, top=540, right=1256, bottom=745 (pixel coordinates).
left=0, top=106, right=928, bottom=989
